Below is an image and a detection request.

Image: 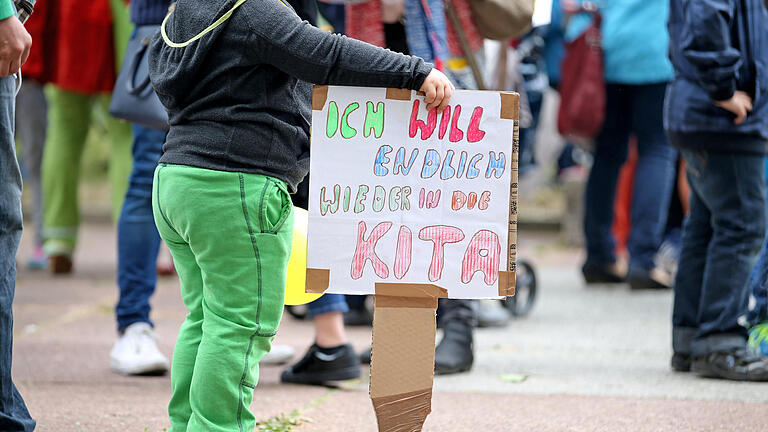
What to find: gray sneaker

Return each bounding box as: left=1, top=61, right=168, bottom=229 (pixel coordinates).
left=692, top=349, right=768, bottom=381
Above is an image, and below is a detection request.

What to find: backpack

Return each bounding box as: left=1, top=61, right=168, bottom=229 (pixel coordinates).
left=557, top=9, right=605, bottom=142
left=469, top=0, right=534, bottom=40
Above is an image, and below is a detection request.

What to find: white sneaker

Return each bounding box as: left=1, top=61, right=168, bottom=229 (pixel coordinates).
left=110, top=322, right=170, bottom=375
left=260, top=344, right=295, bottom=365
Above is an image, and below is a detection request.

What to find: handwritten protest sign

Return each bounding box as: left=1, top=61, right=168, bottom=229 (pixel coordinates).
left=306, top=86, right=518, bottom=299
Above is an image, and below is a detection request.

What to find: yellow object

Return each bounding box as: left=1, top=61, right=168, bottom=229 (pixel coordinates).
left=447, top=58, right=469, bottom=71
left=284, top=207, right=323, bottom=305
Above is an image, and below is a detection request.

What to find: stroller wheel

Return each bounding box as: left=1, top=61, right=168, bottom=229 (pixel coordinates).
left=501, top=259, right=537, bottom=317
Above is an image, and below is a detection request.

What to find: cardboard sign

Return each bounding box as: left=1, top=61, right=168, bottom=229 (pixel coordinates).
left=307, top=86, right=518, bottom=299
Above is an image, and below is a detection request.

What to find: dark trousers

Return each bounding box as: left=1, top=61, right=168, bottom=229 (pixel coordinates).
left=584, top=83, right=677, bottom=271
left=438, top=299, right=477, bottom=327
left=673, top=142, right=766, bottom=358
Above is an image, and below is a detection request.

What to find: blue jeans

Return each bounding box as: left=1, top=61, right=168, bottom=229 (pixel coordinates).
left=0, top=76, right=36, bottom=431
left=116, top=125, right=165, bottom=331
left=584, top=83, right=677, bottom=271
left=307, top=294, right=348, bottom=319
left=672, top=144, right=766, bottom=357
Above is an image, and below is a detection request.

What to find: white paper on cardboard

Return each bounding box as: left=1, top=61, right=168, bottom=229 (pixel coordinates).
left=307, top=87, right=515, bottom=299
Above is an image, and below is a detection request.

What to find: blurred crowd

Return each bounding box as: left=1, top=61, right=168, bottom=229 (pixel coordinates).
left=2, top=0, right=768, bottom=429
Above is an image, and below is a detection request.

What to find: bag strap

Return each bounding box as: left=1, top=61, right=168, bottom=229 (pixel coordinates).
left=126, top=42, right=153, bottom=96
left=161, top=0, right=286, bottom=48
left=442, top=0, right=486, bottom=90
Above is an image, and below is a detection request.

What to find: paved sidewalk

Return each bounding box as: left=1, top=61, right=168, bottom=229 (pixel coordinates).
left=11, top=223, right=768, bottom=431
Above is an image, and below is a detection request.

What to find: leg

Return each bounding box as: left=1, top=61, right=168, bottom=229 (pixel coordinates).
left=693, top=152, right=766, bottom=356
left=156, top=165, right=293, bottom=431
left=152, top=168, right=205, bottom=432
left=281, top=294, right=360, bottom=384
left=672, top=151, right=712, bottom=358
left=41, top=86, right=92, bottom=260
left=98, top=95, right=133, bottom=222
left=627, top=83, right=677, bottom=277
left=434, top=299, right=476, bottom=374
left=307, top=295, right=350, bottom=346
left=583, top=85, right=632, bottom=272
left=110, top=125, right=169, bottom=376
left=518, top=88, right=543, bottom=174
left=116, top=125, right=166, bottom=332
left=0, top=75, right=36, bottom=432
left=15, top=80, right=47, bottom=249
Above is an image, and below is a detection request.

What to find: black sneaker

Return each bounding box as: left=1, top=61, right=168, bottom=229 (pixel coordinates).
left=359, top=346, right=372, bottom=365
left=582, top=261, right=625, bottom=284
left=671, top=352, right=691, bottom=372
left=280, top=343, right=360, bottom=385
left=691, top=349, right=768, bottom=381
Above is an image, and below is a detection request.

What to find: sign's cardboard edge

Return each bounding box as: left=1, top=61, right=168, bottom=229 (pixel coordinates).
left=305, top=267, right=329, bottom=293
left=312, top=85, right=329, bottom=110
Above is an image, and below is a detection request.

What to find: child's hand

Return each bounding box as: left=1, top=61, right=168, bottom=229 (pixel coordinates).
left=715, top=91, right=753, bottom=125
left=420, top=69, right=455, bottom=114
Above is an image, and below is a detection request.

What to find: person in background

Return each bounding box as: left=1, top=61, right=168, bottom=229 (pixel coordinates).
left=0, top=3, right=36, bottom=431
left=746, top=159, right=768, bottom=358
left=40, top=0, right=133, bottom=274
left=14, top=0, right=53, bottom=270
left=279, top=164, right=361, bottom=385
left=516, top=27, right=548, bottom=176
left=666, top=0, right=768, bottom=380
left=406, top=0, right=493, bottom=374
left=279, top=0, right=362, bottom=384
left=109, top=0, right=172, bottom=377
left=569, top=0, right=678, bottom=289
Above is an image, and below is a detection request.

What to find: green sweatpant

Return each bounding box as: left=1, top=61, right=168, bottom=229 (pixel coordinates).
left=41, top=86, right=133, bottom=256
left=152, top=164, right=294, bottom=432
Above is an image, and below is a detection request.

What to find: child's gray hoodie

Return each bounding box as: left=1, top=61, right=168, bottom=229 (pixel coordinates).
left=149, top=0, right=432, bottom=191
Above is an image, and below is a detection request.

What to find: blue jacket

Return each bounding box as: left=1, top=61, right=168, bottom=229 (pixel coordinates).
left=665, top=0, right=768, bottom=140
left=565, top=0, right=673, bottom=85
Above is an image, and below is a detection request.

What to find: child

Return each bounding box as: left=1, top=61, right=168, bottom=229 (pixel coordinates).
left=666, top=0, right=768, bottom=380
left=148, top=0, right=453, bottom=430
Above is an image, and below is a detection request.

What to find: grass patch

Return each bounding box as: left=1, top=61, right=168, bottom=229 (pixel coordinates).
left=254, top=389, right=336, bottom=431
left=256, top=410, right=313, bottom=431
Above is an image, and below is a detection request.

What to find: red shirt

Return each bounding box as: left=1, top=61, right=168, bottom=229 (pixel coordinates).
left=20, top=0, right=55, bottom=83
left=52, top=0, right=119, bottom=93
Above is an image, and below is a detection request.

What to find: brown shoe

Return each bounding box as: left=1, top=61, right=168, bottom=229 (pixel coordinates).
left=48, top=255, right=73, bottom=274
left=156, top=261, right=176, bottom=277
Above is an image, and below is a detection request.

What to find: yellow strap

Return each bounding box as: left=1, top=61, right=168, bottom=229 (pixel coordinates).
left=161, top=0, right=287, bottom=48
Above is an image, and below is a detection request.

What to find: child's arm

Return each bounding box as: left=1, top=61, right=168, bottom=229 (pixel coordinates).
left=679, top=0, right=754, bottom=124
left=679, top=0, right=742, bottom=102
left=246, top=0, right=440, bottom=95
